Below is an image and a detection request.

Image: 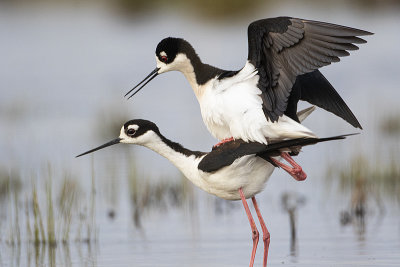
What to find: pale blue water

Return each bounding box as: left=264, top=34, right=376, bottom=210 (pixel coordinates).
left=0, top=1, right=399, bottom=266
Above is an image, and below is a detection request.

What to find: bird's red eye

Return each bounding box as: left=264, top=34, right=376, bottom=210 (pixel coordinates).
left=161, top=56, right=168, bottom=63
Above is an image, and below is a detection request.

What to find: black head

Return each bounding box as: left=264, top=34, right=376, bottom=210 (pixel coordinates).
left=124, top=37, right=199, bottom=99
left=155, top=37, right=195, bottom=64
left=155, top=37, right=181, bottom=64
left=122, top=119, right=160, bottom=139
left=76, top=119, right=160, bottom=158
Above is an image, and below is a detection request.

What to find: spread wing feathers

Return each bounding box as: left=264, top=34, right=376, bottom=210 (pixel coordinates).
left=247, top=17, right=372, bottom=122
left=198, top=134, right=356, bottom=173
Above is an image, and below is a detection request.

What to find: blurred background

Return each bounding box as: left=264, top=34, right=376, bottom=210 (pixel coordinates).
left=1, top=0, right=399, bottom=266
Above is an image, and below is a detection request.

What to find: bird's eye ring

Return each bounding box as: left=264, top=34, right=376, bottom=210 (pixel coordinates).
left=161, top=55, right=168, bottom=63
left=127, top=129, right=136, bottom=137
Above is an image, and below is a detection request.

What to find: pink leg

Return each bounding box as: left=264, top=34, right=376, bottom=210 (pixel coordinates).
left=270, top=152, right=307, bottom=181
left=239, top=188, right=259, bottom=267
left=213, top=137, right=234, bottom=148
left=252, top=197, right=270, bottom=267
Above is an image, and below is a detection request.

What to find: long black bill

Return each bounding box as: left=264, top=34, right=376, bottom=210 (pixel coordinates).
left=125, top=68, right=159, bottom=99
left=76, top=138, right=122, bottom=158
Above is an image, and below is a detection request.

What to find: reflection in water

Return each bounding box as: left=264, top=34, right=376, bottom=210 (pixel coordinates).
left=332, top=155, right=396, bottom=242
left=128, top=168, right=200, bottom=230
left=2, top=241, right=97, bottom=267
left=281, top=191, right=306, bottom=259
left=214, top=197, right=237, bottom=215
left=340, top=178, right=367, bottom=239
left=59, top=244, right=71, bottom=267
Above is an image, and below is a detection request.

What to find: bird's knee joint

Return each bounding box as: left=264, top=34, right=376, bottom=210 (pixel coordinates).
left=252, top=230, right=259, bottom=240
left=263, top=232, right=270, bottom=241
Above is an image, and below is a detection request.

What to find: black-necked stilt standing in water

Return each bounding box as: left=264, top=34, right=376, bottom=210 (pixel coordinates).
left=76, top=107, right=356, bottom=267
left=125, top=16, right=372, bottom=180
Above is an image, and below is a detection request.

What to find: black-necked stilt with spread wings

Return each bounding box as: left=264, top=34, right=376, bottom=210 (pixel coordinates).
left=125, top=16, right=371, bottom=180
left=76, top=108, right=355, bottom=267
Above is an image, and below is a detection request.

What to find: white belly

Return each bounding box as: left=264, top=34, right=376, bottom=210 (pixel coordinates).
left=199, top=62, right=316, bottom=144
left=197, top=156, right=275, bottom=200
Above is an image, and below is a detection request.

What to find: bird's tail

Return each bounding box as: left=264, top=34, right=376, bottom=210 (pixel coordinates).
left=297, top=106, right=316, bottom=123
left=258, top=133, right=359, bottom=160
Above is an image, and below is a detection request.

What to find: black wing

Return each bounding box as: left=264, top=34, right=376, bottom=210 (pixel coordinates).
left=198, top=140, right=267, bottom=173
left=247, top=17, right=372, bottom=122
left=198, top=134, right=356, bottom=173
left=285, top=70, right=362, bottom=129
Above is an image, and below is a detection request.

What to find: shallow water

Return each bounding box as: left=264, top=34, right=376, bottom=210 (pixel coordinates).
left=1, top=1, right=399, bottom=266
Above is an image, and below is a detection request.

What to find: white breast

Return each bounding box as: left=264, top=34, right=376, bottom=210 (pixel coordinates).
left=198, top=62, right=316, bottom=144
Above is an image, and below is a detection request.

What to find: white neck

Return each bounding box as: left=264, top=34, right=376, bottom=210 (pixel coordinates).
left=140, top=132, right=205, bottom=188
left=182, top=70, right=203, bottom=99
left=170, top=53, right=203, bottom=99
left=173, top=55, right=203, bottom=99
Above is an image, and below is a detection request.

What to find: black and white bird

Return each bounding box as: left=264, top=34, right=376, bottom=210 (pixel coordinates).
left=125, top=16, right=371, bottom=179
left=76, top=107, right=354, bottom=267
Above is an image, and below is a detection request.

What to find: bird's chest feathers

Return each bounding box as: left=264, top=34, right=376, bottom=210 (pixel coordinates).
left=197, top=69, right=262, bottom=140
left=197, top=80, right=230, bottom=139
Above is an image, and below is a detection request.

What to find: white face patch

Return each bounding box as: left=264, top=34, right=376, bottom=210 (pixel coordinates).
left=119, top=128, right=156, bottom=145
left=156, top=55, right=166, bottom=72
left=119, top=126, right=125, bottom=138
left=128, top=125, right=139, bottom=131
left=156, top=53, right=193, bottom=75
left=119, top=124, right=139, bottom=140
left=160, top=51, right=167, bottom=57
